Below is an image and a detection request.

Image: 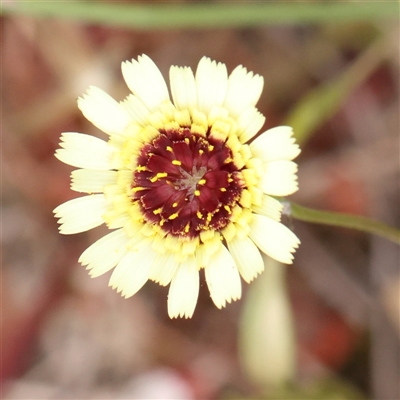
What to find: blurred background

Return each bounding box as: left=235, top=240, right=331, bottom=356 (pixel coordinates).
left=2, top=2, right=399, bottom=399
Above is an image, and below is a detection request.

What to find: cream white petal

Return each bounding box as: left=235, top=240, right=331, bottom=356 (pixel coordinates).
left=55, top=132, right=114, bottom=170
left=53, top=194, right=107, bottom=234
left=109, top=239, right=155, bottom=297
left=224, top=65, right=263, bottom=117
left=261, top=160, right=299, bottom=196
left=77, top=86, right=131, bottom=136
left=227, top=236, right=264, bottom=283
left=237, top=107, right=265, bottom=144
left=195, top=56, right=228, bottom=114
left=79, top=228, right=130, bottom=277
left=170, top=66, right=197, bottom=111
left=249, top=214, right=300, bottom=264
left=121, top=55, right=169, bottom=111
left=168, top=255, right=199, bottom=319
left=121, top=94, right=151, bottom=126
left=205, top=244, right=242, bottom=308
left=251, top=195, right=283, bottom=222
left=71, top=169, right=118, bottom=193
left=149, top=252, right=179, bottom=286
left=249, top=126, right=301, bottom=162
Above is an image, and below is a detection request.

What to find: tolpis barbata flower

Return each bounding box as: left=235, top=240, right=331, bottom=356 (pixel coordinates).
left=54, top=55, right=300, bottom=318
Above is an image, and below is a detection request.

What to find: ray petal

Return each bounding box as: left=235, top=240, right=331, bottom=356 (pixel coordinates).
left=122, top=54, right=170, bottom=111
left=109, top=238, right=155, bottom=297
left=249, top=126, right=300, bottom=162
left=227, top=236, right=264, bottom=283
left=249, top=214, right=300, bottom=264
left=55, top=132, right=114, bottom=170
left=53, top=194, right=107, bottom=234
left=205, top=245, right=242, bottom=308
left=79, top=228, right=130, bottom=277
left=77, top=86, right=131, bottom=136
left=71, top=169, right=118, bottom=193
left=168, top=255, right=199, bottom=319
left=170, top=66, right=197, bottom=111
left=260, top=160, right=299, bottom=196
left=195, top=56, right=228, bottom=115
left=224, top=65, right=264, bottom=117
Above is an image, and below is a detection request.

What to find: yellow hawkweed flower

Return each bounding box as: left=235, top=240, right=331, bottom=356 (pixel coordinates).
left=54, top=55, right=300, bottom=318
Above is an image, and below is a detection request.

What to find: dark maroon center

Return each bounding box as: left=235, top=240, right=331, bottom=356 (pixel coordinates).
left=131, top=127, right=244, bottom=238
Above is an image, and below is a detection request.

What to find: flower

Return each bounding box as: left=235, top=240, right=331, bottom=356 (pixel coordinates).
left=54, top=55, right=300, bottom=318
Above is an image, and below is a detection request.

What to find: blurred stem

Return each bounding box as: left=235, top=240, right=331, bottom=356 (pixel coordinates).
left=290, top=203, right=400, bottom=245
left=1, top=2, right=398, bottom=29
left=285, top=35, right=391, bottom=145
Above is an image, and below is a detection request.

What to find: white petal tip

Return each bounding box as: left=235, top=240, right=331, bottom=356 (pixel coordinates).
left=168, top=310, right=194, bottom=319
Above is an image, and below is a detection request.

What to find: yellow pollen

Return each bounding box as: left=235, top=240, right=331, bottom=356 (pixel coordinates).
left=169, top=213, right=179, bottom=220
left=184, top=138, right=190, bottom=144
left=184, top=223, right=190, bottom=233
left=199, top=149, right=204, bottom=155
left=172, top=202, right=178, bottom=208
left=224, top=205, right=231, bottom=213
left=224, top=157, right=233, bottom=164
left=159, top=219, right=165, bottom=226
left=172, top=160, right=182, bottom=166
left=207, top=213, right=212, bottom=222
left=198, top=179, right=206, bottom=185
left=157, top=172, right=168, bottom=178
left=166, top=146, right=173, bottom=152
left=153, top=208, right=162, bottom=215
left=136, top=165, right=147, bottom=172
left=220, top=188, right=227, bottom=192
left=132, top=186, right=146, bottom=193
left=150, top=176, right=158, bottom=183
left=197, top=211, right=203, bottom=219
left=208, top=145, right=214, bottom=152
left=228, top=178, right=233, bottom=183
left=194, top=190, right=200, bottom=196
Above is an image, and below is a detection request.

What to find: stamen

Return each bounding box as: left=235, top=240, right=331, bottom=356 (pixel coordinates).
left=224, top=157, right=233, bottom=164
left=132, top=186, right=146, bottom=192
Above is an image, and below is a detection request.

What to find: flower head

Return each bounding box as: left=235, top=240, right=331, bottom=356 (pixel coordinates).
left=54, top=55, right=300, bottom=318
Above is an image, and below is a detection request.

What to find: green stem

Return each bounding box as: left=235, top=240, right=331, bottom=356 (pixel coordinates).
left=1, top=3, right=398, bottom=29
left=290, top=203, right=400, bottom=245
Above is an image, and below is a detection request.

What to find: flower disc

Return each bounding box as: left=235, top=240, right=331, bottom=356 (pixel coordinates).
left=133, top=127, right=244, bottom=238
